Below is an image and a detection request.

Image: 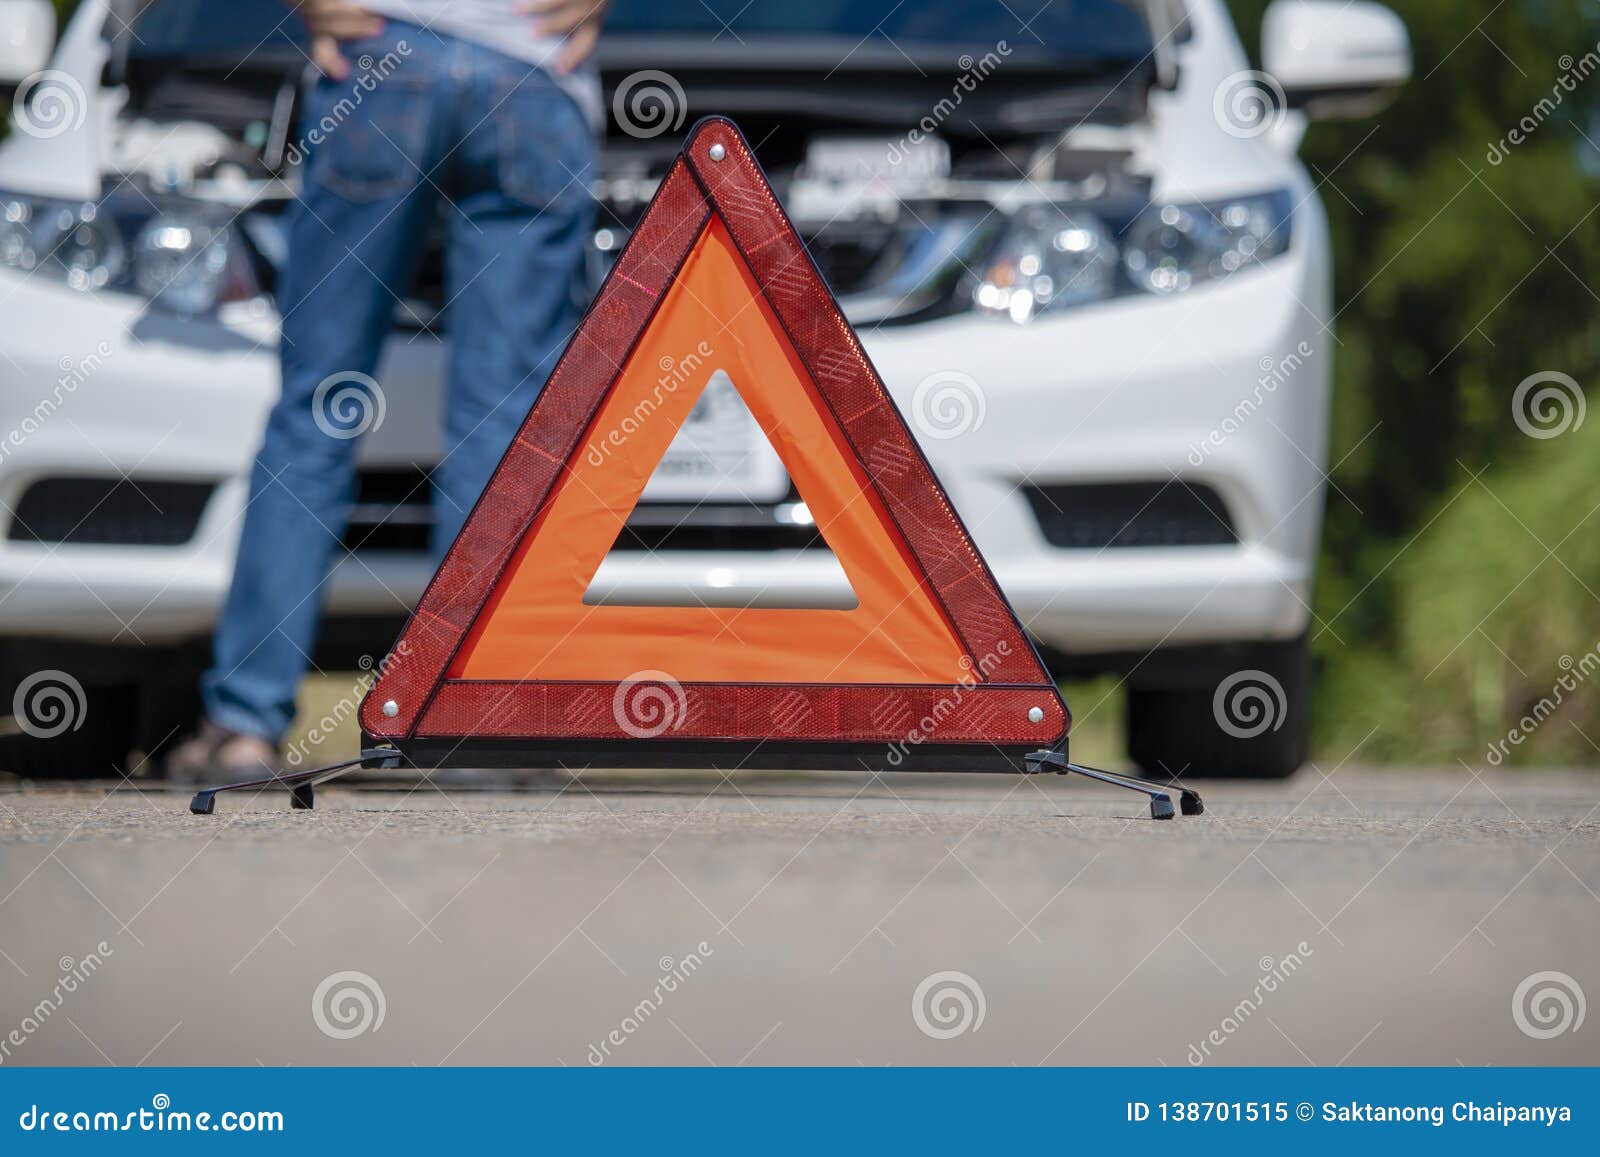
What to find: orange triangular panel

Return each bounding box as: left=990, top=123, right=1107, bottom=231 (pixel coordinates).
left=359, top=118, right=1067, bottom=769
left=452, top=216, right=966, bottom=685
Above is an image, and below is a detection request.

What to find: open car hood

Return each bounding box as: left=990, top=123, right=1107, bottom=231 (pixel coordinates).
left=597, top=37, right=1155, bottom=136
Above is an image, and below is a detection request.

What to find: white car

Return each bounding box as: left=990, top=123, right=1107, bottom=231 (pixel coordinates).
left=0, top=0, right=1408, bottom=777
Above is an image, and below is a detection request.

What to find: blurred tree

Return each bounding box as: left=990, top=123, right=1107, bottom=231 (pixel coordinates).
left=1230, top=0, right=1600, bottom=763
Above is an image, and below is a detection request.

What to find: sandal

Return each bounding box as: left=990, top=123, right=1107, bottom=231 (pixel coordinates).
left=165, top=720, right=280, bottom=780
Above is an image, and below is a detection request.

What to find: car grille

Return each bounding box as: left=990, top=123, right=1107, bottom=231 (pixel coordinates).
left=342, top=469, right=823, bottom=554
left=1023, top=481, right=1237, bottom=549
left=255, top=206, right=932, bottom=329
left=588, top=228, right=897, bottom=301
left=7, top=477, right=215, bottom=547
left=609, top=499, right=823, bottom=552
left=343, top=467, right=435, bottom=553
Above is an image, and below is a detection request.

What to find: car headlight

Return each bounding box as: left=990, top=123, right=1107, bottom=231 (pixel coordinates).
left=135, top=215, right=243, bottom=316
left=0, top=197, right=47, bottom=271
left=1123, top=191, right=1293, bottom=294
left=42, top=203, right=127, bottom=292
left=972, top=205, right=1116, bottom=323
left=0, top=191, right=259, bottom=315
left=972, top=189, right=1294, bottom=321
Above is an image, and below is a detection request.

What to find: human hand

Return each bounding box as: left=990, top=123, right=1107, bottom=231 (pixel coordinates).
left=515, top=0, right=609, bottom=74
left=292, top=0, right=386, bottom=80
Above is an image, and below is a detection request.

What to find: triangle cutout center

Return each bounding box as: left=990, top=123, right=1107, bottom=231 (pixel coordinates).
left=583, top=368, right=859, bottom=611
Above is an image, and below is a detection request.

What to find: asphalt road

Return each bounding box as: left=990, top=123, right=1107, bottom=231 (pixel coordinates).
left=1, top=765, right=1596, bottom=1066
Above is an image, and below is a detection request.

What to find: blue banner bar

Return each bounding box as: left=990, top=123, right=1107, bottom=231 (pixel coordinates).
left=1, top=1068, right=1594, bottom=1152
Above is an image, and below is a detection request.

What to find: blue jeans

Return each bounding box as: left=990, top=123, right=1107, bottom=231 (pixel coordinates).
left=203, top=23, right=595, bottom=742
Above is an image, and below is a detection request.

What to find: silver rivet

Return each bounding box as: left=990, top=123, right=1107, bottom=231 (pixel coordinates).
left=383, top=699, right=399, bottom=718
left=1027, top=706, right=1045, bottom=724
left=708, top=142, right=726, bottom=161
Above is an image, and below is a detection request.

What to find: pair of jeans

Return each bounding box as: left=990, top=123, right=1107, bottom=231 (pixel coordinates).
left=203, top=22, right=595, bottom=742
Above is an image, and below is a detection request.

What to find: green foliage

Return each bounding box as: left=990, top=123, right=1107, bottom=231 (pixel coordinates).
left=1232, top=0, right=1600, bottom=765
left=1317, top=414, right=1600, bottom=764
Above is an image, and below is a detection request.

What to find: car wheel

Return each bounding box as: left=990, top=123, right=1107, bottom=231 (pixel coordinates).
left=1126, top=636, right=1311, bottom=779
left=0, top=681, right=139, bottom=779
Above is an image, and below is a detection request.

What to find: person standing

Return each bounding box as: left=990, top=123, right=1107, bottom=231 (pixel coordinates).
left=169, top=0, right=608, bottom=774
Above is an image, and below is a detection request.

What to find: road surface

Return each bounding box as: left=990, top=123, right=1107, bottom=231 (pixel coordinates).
left=1, top=765, right=1596, bottom=1066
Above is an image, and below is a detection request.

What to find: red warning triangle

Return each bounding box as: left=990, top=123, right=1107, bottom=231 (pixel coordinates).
left=359, top=118, right=1068, bottom=770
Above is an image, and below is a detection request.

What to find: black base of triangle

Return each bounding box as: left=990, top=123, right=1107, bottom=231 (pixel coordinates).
left=387, top=736, right=1041, bottom=774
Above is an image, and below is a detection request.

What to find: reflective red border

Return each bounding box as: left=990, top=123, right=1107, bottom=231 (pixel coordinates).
left=360, top=117, right=1067, bottom=750
left=416, top=683, right=1065, bottom=744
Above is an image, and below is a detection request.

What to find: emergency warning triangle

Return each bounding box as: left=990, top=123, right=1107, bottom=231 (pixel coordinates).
left=360, top=118, right=1068, bottom=770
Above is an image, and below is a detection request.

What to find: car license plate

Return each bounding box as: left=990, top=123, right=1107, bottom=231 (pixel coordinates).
left=640, top=370, right=789, bottom=503
left=803, top=135, right=951, bottom=185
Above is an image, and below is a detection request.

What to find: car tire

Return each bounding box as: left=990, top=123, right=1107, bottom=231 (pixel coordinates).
left=133, top=665, right=205, bottom=771
left=1126, top=636, right=1311, bottom=779
left=0, top=682, right=140, bottom=779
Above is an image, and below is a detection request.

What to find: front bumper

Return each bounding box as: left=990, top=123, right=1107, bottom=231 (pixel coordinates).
left=0, top=276, right=443, bottom=643
left=0, top=220, right=1328, bottom=658
left=872, top=243, right=1330, bottom=653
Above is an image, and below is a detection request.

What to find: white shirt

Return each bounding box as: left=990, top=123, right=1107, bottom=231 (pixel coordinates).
left=358, top=0, right=603, bottom=129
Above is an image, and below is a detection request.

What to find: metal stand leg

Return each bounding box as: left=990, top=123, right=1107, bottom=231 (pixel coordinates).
left=188, top=745, right=1203, bottom=819
left=188, top=748, right=401, bottom=815
left=1025, top=749, right=1204, bottom=820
